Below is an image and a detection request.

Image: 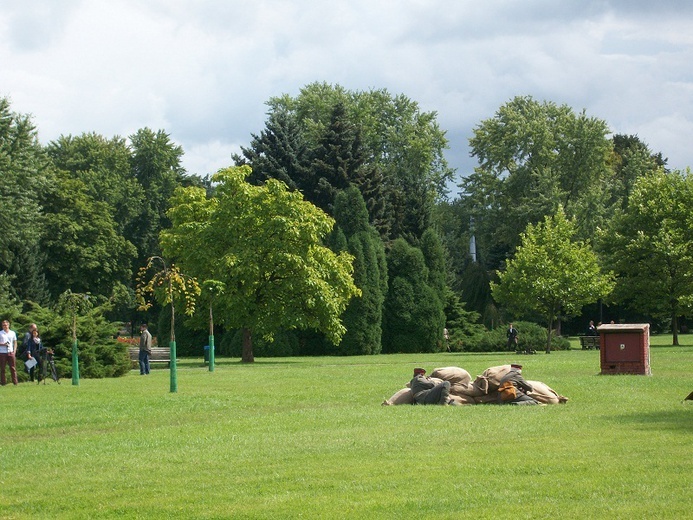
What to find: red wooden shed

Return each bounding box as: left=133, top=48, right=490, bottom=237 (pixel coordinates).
left=597, top=323, right=651, bottom=375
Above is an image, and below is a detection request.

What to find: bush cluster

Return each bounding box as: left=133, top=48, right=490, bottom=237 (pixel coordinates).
left=463, top=321, right=570, bottom=352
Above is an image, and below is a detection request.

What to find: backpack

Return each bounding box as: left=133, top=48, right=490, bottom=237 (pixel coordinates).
left=498, top=381, right=517, bottom=402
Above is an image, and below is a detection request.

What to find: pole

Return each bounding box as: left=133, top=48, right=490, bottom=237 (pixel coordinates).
left=208, top=334, right=215, bottom=372
left=71, top=312, right=79, bottom=386
left=208, top=303, right=215, bottom=372
left=170, top=339, right=177, bottom=393
left=72, top=338, right=79, bottom=386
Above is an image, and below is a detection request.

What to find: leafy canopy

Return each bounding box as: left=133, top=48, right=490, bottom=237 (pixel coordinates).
left=599, top=168, right=693, bottom=344
left=161, top=165, right=361, bottom=350
left=492, top=206, right=614, bottom=349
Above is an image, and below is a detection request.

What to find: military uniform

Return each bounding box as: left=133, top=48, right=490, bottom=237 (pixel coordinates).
left=410, top=374, right=452, bottom=405
left=497, top=366, right=538, bottom=405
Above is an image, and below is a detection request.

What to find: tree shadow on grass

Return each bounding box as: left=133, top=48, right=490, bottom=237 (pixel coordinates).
left=608, top=407, right=693, bottom=432
left=185, top=359, right=303, bottom=367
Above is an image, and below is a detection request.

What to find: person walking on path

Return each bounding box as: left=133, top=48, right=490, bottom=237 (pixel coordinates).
left=0, top=319, right=19, bottom=385
left=139, top=323, right=152, bottom=375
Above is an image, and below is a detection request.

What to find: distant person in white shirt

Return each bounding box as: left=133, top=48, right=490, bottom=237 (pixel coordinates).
left=0, top=319, right=19, bottom=385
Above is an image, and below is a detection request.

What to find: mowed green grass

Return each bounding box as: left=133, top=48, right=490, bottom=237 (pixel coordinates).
left=1, top=337, right=691, bottom=519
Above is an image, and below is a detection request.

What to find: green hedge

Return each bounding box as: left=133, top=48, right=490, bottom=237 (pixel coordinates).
left=463, top=321, right=570, bottom=352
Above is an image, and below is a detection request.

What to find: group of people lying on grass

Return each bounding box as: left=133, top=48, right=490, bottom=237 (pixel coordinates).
left=383, top=363, right=568, bottom=406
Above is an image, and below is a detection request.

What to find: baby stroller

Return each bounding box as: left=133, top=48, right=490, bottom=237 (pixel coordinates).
left=39, top=347, right=60, bottom=384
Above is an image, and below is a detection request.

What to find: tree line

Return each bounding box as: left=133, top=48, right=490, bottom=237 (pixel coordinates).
left=1, top=83, right=691, bottom=375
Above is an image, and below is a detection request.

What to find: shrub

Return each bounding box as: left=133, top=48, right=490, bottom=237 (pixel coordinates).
left=13, top=300, right=131, bottom=380
left=464, top=321, right=570, bottom=352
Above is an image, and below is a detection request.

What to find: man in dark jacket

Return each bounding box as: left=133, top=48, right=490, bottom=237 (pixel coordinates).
left=409, top=368, right=457, bottom=405
left=139, top=323, right=152, bottom=375
left=506, top=323, right=519, bottom=349
left=497, top=364, right=539, bottom=405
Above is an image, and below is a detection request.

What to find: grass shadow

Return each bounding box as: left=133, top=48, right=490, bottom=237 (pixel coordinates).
left=609, top=407, right=693, bottom=431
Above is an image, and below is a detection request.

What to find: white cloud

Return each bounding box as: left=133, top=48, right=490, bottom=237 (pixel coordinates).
left=1, top=0, right=692, bottom=178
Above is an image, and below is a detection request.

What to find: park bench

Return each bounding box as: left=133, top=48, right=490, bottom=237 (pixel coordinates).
left=128, top=346, right=172, bottom=367
left=579, top=336, right=600, bottom=350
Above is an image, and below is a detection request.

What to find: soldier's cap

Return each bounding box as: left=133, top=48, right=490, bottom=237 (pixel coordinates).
left=413, top=367, right=426, bottom=375
left=511, top=363, right=523, bottom=369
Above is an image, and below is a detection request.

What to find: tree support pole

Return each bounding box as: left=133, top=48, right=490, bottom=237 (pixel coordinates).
left=72, top=339, right=80, bottom=386
left=208, top=334, right=215, bottom=372
left=170, top=340, right=177, bottom=393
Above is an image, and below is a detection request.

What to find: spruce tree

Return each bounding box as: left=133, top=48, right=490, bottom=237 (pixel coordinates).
left=382, top=238, right=445, bottom=353
left=331, top=187, right=386, bottom=355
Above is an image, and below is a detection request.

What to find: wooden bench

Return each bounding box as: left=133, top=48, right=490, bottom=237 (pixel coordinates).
left=579, top=336, right=600, bottom=350
left=128, top=347, right=172, bottom=367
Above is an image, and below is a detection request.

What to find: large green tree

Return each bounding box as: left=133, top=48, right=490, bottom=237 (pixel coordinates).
left=599, top=169, right=693, bottom=345
left=492, top=206, right=614, bottom=353
left=460, top=96, right=613, bottom=270
left=161, top=165, right=360, bottom=362
left=129, top=128, right=186, bottom=266
left=40, top=171, right=137, bottom=297
left=265, top=82, right=454, bottom=242
left=0, top=97, right=51, bottom=303
left=46, top=132, right=144, bottom=236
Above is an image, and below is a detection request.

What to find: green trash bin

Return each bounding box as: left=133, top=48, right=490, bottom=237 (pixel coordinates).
left=203, top=345, right=210, bottom=363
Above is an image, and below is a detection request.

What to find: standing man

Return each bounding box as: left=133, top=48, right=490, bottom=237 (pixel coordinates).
left=506, top=323, right=519, bottom=350
left=139, top=323, right=152, bottom=375
left=0, top=319, right=19, bottom=385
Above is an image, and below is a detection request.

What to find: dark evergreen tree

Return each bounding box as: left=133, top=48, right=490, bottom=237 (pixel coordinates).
left=609, top=134, right=667, bottom=210
left=0, top=97, right=51, bottom=303
left=419, top=228, right=446, bottom=303
left=266, top=83, right=454, bottom=243
left=233, top=107, right=311, bottom=190
left=352, top=162, right=393, bottom=241
left=306, top=102, right=366, bottom=212
left=382, top=238, right=445, bottom=353
left=331, top=187, right=386, bottom=355
left=7, top=240, right=49, bottom=304
left=442, top=287, right=484, bottom=351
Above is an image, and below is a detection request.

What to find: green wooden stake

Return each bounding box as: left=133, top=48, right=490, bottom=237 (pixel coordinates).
left=209, top=335, right=215, bottom=372
left=72, top=338, right=79, bottom=386
left=170, top=340, right=177, bottom=393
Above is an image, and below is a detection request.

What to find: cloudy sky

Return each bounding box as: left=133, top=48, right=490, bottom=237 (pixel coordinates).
left=2, top=0, right=692, bottom=192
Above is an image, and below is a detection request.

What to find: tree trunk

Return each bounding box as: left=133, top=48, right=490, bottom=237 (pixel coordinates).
left=241, top=327, right=254, bottom=363
left=672, top=311, right=679, bottom=346
left=545, top=314, right=553, bottom=354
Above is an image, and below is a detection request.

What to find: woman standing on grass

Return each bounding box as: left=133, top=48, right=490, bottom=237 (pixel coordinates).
left=23, top=327, right=43, bottom=382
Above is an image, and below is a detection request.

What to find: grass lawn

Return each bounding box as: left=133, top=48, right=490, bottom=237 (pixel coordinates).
left=1, top=336, right=691, bottom=519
